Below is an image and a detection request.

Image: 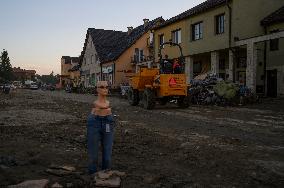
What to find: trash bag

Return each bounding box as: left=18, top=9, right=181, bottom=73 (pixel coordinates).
left=213, top=81, right=238, bottom=99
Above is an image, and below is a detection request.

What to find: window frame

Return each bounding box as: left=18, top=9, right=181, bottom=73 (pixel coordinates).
left=270, top=39, right=279, bottom=51
left=159, top=34, right=165, bottom=48
left=269, top=29, right=280, bottom=51
left=191, top=22, right=203, bottom=41
left=215, top=13, right=225, bottom=35
left=139, top=49, right=144, bottom=62
left=171, top=29, right=181, bottom=44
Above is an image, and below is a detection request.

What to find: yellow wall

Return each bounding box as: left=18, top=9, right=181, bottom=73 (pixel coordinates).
left=70, top=71, right=80, bottom=80
left=187, top=6, right=228, bottom=55
left=231, top=0, right=284, bottom=41
left=114, top=32, right=151, bottom=87
left=61, top=62, right=71, bottom=76
left=154, top=20, right=187, bottom=60
left=153, top=0, right=284, bottom=58
left=70, top=71, right=80, bottom=86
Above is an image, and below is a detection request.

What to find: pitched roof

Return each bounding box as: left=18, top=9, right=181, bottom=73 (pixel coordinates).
left=127, top=17, right=164, bottom=47
left=81, top=29, right=128, bottom=63
left=81, top=17, right=164, bottom=64
left=261, top=6, right=284, bottom=26
left=153, top=0, right=228, bottom=30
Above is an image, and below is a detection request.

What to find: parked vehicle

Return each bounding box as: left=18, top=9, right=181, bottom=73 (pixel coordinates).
left=44, top=84, right=56, bottom=91
left=30, top=83, right=39, bottom=90
left=2, top=84, right=11, bottom=94
left=12, top=81, right=23, bottom=88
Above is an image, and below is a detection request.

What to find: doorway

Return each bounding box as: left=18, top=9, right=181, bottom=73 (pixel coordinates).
left=267, top=69, right=277, bottom=97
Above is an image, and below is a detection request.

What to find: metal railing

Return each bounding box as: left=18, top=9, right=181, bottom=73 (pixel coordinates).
left=131, top=55, right=153, bottom=64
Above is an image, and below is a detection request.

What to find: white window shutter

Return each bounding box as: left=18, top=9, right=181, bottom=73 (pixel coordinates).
left=178, top=30, right=181, bottom=43
left=150, top=33, right=153, bottom=43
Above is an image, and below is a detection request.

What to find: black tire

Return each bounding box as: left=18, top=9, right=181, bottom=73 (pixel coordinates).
left=177, top=96, right=190, bottom=108
left=142, top=88, right=155, bottom=110
left=158, top=97, right=168, bottom=105
left=128, top=87, right=139, bottom=106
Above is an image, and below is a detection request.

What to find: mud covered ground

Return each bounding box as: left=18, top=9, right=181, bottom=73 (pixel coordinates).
left=0, top=89, right=284, bottom=187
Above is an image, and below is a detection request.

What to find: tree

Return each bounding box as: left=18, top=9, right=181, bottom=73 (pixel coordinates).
left=39, top=71, right=59, bottom=85
left=0, top=49, right=13, bottom=82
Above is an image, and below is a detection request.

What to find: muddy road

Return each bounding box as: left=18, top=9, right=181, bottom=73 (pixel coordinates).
left=0, top=89, right=284, bottom=187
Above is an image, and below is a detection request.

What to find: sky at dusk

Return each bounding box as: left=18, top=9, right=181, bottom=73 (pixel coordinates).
left=0, top=0, right=206, bottom=75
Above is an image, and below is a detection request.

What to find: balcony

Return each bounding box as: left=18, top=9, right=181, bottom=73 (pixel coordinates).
left=131, top=55, right=153, bottom=64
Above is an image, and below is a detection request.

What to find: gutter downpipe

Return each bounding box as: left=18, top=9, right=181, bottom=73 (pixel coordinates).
left=100, top=62, right=103, bottom=81
left=264, top=27, right=268, bottom=96
left=226, top=0, right=234, bottom=81
left=226, top=0, right=232, bottom=48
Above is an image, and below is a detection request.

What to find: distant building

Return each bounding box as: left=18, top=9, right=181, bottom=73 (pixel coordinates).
left=59, top=56, right=79, bottom=88
left=12, top=67, right=36, bottom=81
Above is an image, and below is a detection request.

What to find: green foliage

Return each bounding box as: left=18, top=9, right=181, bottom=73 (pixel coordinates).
left=0, top=49, right=14, bottom=82
left=38, top=71, right=59, bottom=85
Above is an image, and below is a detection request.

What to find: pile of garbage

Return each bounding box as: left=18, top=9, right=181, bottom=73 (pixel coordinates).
left=189, top=73, right=259, bottom=106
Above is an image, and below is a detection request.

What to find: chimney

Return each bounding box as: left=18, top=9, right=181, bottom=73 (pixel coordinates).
left=127, top=26, right=133, bottom=35
left=143, top=18, right=149, bottom=28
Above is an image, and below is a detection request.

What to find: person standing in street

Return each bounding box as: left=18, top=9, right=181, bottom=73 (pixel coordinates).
left=87, top=81, right=115, bottom=174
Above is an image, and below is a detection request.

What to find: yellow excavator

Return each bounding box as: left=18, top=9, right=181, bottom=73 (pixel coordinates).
left=128, top=42, right=190, bottom=110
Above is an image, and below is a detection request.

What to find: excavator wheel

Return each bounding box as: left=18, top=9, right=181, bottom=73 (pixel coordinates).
left=158, top=97, right=168, bottom=106
left=142, top=88, right=156, bottom=110
left=177, top=96, right=190, bottom=108
left=128, top=87, right=139, bottom=106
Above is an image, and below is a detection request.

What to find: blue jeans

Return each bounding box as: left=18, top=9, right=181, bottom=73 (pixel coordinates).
left=87, top=114, right=115, bottom=174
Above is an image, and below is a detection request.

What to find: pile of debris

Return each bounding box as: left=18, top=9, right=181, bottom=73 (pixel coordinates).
left=189, top=73, right=259, bottom=106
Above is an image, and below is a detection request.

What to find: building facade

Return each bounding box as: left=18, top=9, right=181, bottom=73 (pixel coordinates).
left=80, top=29, right=128, bottom=88
left=153, top=0, right=284, bottom=96
left=80, top=34, right=101, bottom=88
left=12, top=67, right=36, bottom=81
left=60, top=56, right=79, bottom=88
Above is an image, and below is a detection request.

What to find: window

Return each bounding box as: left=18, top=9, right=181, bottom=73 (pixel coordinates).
left=159, top=34, right=164, bottom=48
left=172, top=29, right=181, bottom=44
left=193, top=61, right=202, bottom=76
left=237, top=57, right=247, bottom=68
left=270, top=30, right=279, bottom=51
left=219, top=59, right=225, bottom=70
left=270, top=39, right=279, bottom=51
left=139, top=50, right=144, bottom=62
left=192, top=22, right=203, bottom=41
left=216, top=14, right=225, bottom=34
left=150, top=32, right=154, bottom=44
left=134, top=48, right=139, bottom=62
left=91, top=55, right=93, bottom=64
